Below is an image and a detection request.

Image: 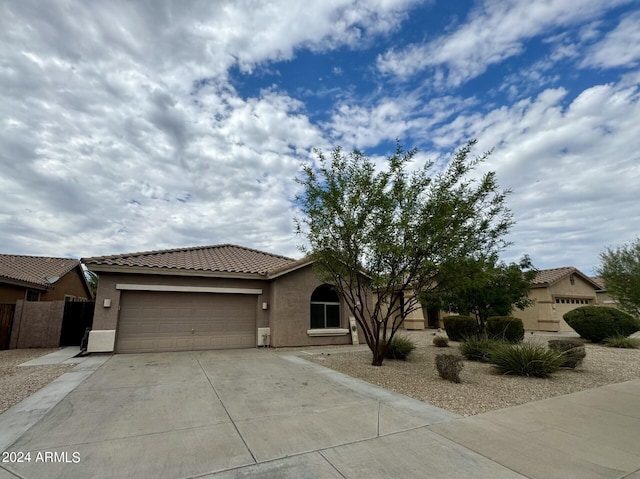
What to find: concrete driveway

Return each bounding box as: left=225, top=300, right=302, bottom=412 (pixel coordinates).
left=0, top=349, right=523, bottom=479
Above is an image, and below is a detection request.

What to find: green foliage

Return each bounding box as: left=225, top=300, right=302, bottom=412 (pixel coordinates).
left=597, top=238, right=640, bottom=317
left=421, top=255, right=536, bottom=335
left=295, top=140, right=513, bottom=366
left=435, top=354, right=464, bottom=383
left=85, top=269, right=99, bottom=298
left=603, top=335, right=640, bottom=349
left=433, top=335, right=449, bottom=347
left=460, top=337, right=504, bottom=362
left=548, top=339, right=587, bottom=368
left=563, top=306, right=640, bottom=342
left=385, top=335, right=416, bottom=360
left=486, top=316, right=525, bottom=343
left=490, top=343, right=564, bottom=377
left=443, top=315, right=478, bottom=341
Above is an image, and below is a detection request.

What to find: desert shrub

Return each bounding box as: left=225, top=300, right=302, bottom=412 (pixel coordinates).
left=486, top=316, right=525, bottom=343
left=443, top=315, right=477, bottom=341
left=548, top=339, right=586, bottom=368
left=604, top=335, right=640, bottom=349
left=385, top=335, right=416, bottom=360
left=435, top=354, right=464, bottom=383
left=490, top=342, right=564, bottom=377
left=433, top=335, right=449, bottom=347
left=460, top=337, right=504, bottom=362
left=563, top=306, right=640, bottom=343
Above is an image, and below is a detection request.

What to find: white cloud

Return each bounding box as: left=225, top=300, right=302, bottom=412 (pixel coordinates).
left=377, top=0, right=632, bottom=86
left=429, top=80, right=640, bottom=274
left=582, top=11, right=640, bottom=69
left=0, top=0, right=417, bottom=258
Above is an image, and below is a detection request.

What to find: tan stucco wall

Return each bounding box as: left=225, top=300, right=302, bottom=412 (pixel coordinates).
left=270, top=265, right=357, bottom=347
left=40, top=268, right=90, bottom=301
left=513, top=274, right=598, bottom=332
left=10, top=300, right=65, bottom=348
left=0, top=284, right=30, bottom=304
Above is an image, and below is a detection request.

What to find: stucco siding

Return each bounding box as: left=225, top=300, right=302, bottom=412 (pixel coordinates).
left=270, top=265, right=353, bottom=347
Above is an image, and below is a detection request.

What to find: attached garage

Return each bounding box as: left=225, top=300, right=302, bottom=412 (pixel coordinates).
left=116, top=291, right=257, bottom=353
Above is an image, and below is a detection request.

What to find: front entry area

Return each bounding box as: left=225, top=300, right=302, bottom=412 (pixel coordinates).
left=115, top=291, right=257, bottom=353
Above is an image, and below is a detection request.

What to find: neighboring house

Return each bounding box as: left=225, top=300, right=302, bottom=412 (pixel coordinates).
left=0, top=254, right=92, bottom=303
left=83, top=244, right=361, bottom=354
left=399, top=266, right=610, bottom=333
left=0, top=254, right=93, bottom=349
left=590, top=276, right=620, bottom=309
left=512, top=267, right=605, bottom=332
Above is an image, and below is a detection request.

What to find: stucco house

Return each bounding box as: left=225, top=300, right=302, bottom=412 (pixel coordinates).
left=398, top=266, right=611, bottom=333
left=0, top=254, right=93, bottom=349
left=83, top=244, right=360, bottom=353
left=512, top=267, right=605, bottom=332
left=0, top=254, right=91, bottom=304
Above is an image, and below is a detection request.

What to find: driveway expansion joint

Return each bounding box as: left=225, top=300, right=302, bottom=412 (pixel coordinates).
left=192, top=353, right=257, bottom=464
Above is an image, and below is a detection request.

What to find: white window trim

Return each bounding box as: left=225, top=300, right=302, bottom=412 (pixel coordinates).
left=307, top=328, right=350, bottom=337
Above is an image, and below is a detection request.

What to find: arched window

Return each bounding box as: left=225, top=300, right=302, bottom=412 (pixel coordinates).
left=310, top=285, right=340, bottom=329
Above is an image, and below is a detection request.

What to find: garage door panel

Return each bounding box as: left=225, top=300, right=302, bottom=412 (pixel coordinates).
left=116, top=291, right=256, bottom=353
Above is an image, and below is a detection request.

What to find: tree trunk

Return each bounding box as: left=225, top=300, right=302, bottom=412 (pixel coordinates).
left=370, top=341, right=386, bottom=366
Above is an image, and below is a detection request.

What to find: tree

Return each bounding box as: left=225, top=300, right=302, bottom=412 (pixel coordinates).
left=295, top=140, right=513, bottom=366
left=597, top=238, right=640, bottom=317
left=83, top=267, right=99, bottom=298
left=421, top=255, right=536, bottom=336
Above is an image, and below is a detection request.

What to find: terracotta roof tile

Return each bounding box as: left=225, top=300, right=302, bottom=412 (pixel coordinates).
left=83, top=244, right=297, bottom=276
left=0, top=254, right=81, bottom=288
left=532, top=266, right=577, bottom=285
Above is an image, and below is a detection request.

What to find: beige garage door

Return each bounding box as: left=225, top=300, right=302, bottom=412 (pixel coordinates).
left=116, top=291, right=256, bottom=353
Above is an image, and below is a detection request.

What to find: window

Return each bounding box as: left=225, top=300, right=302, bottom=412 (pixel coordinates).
left=555, top=297, right=590, bottom=305
left=310, top=285, right=340, bottom=329
left=25, top=289, right=40, bottom=301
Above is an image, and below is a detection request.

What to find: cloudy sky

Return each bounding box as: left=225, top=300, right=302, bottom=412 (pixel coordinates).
left=1, top=0, right=639, bottom=274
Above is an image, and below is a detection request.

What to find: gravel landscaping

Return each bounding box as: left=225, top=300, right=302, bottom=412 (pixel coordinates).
left=0, top=349, right=75, bottom=414
left=305, top=330, right=640, bottom=416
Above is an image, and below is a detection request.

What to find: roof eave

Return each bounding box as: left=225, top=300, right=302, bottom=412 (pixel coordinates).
left=84, top=264, right=267, bottom=280
left=267, top=258, right=315, bottom=279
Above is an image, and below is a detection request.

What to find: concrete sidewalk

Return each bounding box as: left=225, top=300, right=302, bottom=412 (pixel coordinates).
left=430, top=379, right=640, bottom=479
left=1, top=348, right=639, bottom=479
left=18, top=347, right=83, bottom=366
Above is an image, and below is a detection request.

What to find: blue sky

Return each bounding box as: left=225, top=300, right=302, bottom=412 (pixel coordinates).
left=1, top=0, right=639, bottom=275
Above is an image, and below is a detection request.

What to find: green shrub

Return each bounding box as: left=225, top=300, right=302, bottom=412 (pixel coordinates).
left=486, top=316, right=525, bottom=343
left=435, top=354, right=464, bottom=383
left=433, top=335, right=449, bottom=347
left=548, top=339, right=586, bottom=368
left=385, top=335, right=416, bottom=360
left=443, top=315, right=477, bottom=341
left=490, top=342, right=564, bottom=377
left=460, top=337, right=504, bottom=362
left=603, top=335, right=640, bottom=349
left=563, top=306, right=640, bottom=342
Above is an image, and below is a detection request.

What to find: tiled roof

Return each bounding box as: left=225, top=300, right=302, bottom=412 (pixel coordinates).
left=532, top=266, right=603, bottom=290
left=532, top=267, right=577, bottom=285
left=590, top=276, right=606, bottom=289
left=83, top=244, right=297, bottom=276
left=0, top=254, right=81, bottom=289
